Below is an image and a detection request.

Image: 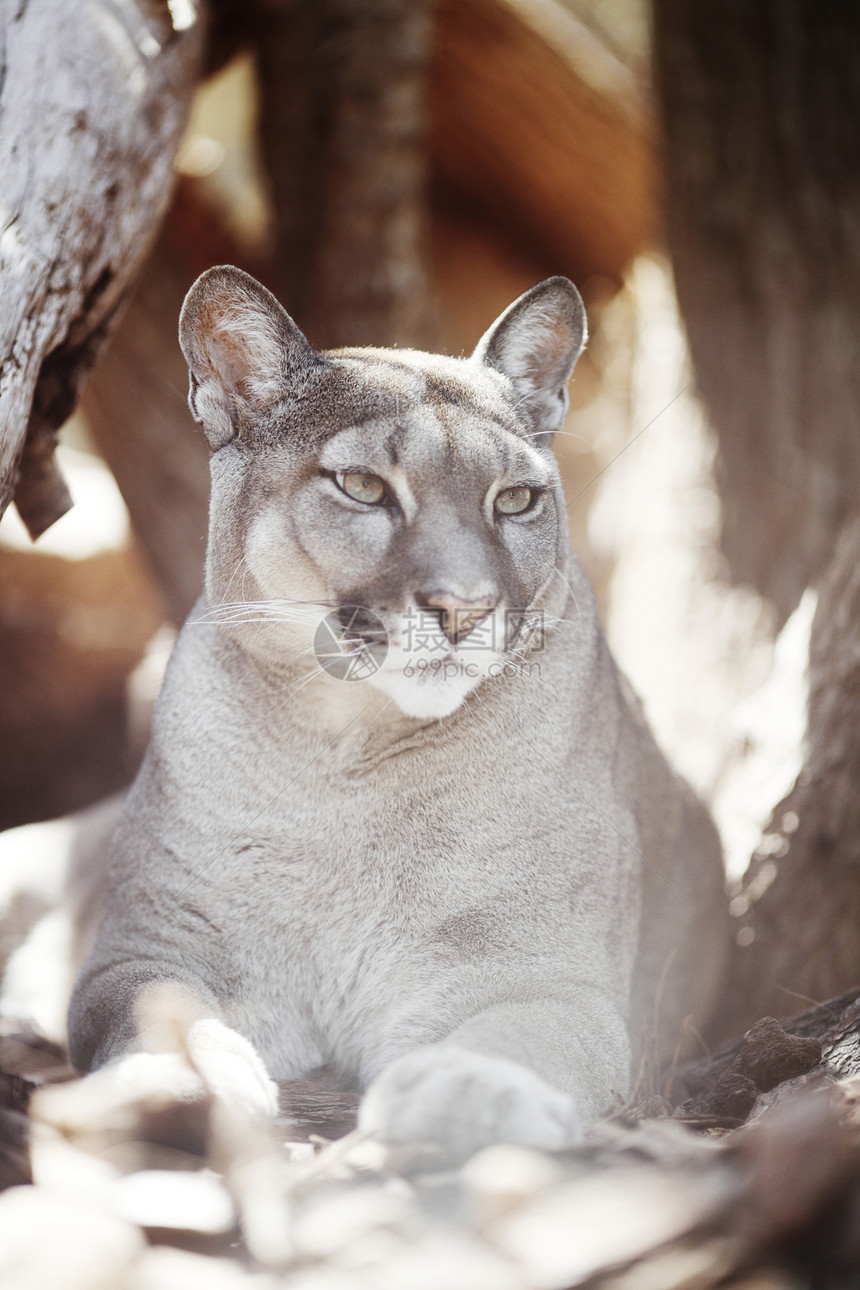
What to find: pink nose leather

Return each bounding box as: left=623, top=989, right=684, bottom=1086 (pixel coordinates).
left=423, top=593, right=497, bottom=644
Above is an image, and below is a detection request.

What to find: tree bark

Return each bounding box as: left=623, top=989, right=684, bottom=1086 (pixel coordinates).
left=651, top=0, right=860, bottom=623
left=712, top=518, right=860, bottom=1035
left=676, top=991, right=860, bottom=1117
left=0, top=0, right=204, bottom=540
left=251, top=0, right=434, bottom=350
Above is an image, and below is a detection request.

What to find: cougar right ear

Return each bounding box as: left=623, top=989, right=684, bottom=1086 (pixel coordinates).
left=179, top=265, right=319, bottom=449
left=473, top=277, right=587, bottom=447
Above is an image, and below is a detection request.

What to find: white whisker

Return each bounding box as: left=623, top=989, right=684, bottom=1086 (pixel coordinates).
left=190, top=597, right=330, bottom=629
left=523, top=429, right=589, bottom=447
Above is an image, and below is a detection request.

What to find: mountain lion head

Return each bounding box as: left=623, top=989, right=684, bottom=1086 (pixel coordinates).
left=179, top=267, right=587, bottom=720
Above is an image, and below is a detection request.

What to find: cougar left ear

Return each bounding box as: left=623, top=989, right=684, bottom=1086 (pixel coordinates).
left=472, top=277, right=587, bottom=445
left=179, top=265, right=319, bottom=450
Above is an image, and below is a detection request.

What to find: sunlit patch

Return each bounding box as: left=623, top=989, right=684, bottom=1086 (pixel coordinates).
left=167, top=0, right=197, bottom=32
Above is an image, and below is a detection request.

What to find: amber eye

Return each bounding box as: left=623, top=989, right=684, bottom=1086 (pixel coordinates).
left=495, top=486, right=534, bottom=515
left=339, top=472, right=386, bottom=505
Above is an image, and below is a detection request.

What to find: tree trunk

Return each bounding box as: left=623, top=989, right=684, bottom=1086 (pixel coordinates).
left=651, top=0, right=860, bottom=623
left=712, top=518, right=860, bottom=1034
left=652, top=0, right=860, bottom=1047
left=0, top=0, right=204, bottom=540
left=251, top=0, right=435, bottom=350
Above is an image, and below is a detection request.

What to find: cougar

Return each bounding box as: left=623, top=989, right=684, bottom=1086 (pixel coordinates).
left=20, top=268, right=729, bottom=1156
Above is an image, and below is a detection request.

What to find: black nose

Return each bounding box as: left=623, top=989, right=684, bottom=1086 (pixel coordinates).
left=413, top=591, right=498, bottom=645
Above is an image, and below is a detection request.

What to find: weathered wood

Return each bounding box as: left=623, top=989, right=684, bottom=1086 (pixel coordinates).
left=675, top=991, right=860, bottom=1124
left=0, top=0, right=204, bottom=539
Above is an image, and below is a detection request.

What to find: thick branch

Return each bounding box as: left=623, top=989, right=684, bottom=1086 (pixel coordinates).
left=0, top=0, right=204, bottom=538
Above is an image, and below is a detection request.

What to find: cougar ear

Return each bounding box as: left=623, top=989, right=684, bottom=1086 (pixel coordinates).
left=179, top=265, right=319, bottom=449
left=472, top=277, right=587, bottom=445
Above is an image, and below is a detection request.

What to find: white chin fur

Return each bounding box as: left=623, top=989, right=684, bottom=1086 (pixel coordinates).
left=368, top=652, right=490, bottom=719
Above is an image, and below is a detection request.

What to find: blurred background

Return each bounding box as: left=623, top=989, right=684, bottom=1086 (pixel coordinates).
left=2, top=0, right=860, bottom=1037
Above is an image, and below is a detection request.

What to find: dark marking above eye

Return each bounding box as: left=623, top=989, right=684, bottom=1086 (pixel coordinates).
left=382, top=431, right=401, bottom=466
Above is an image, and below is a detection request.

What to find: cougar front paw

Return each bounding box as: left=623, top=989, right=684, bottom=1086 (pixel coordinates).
left=359, top=1045, right=581, bottom=1160
left=102, top=1021, right=277, bottom=1121
left=185, top=1019, right=279, bottom=1119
